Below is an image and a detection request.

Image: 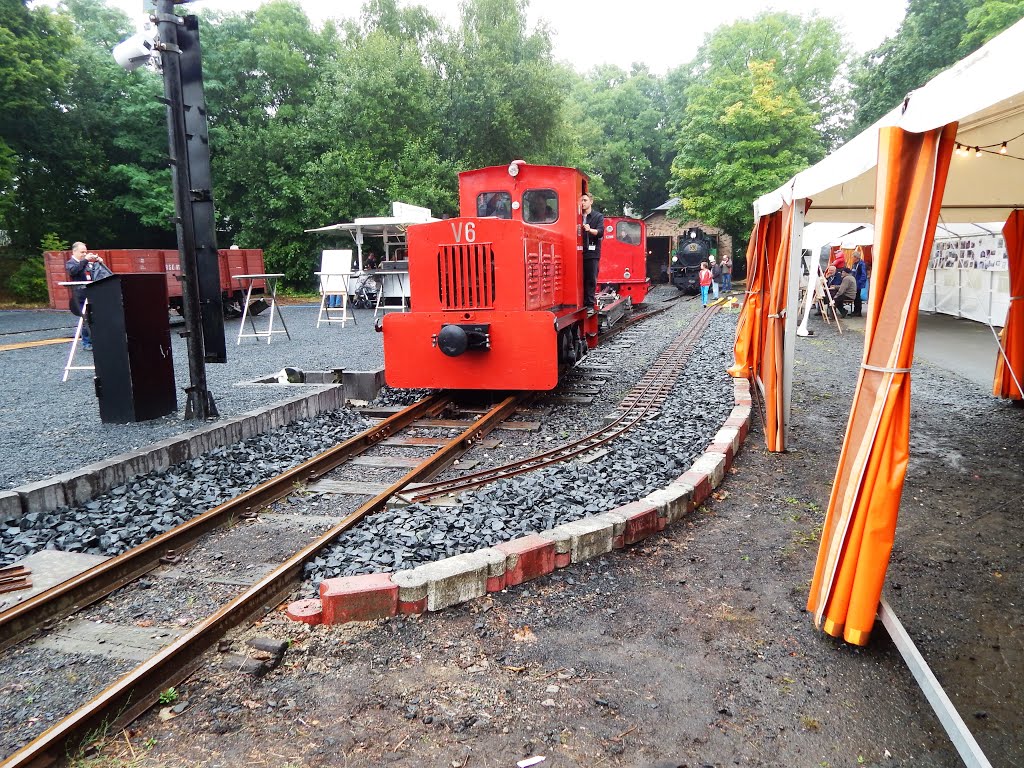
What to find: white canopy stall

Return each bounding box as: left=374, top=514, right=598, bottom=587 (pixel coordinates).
left=305, top=201, right=436, bottom=273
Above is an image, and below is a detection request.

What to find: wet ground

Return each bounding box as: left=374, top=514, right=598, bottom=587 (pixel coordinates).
left=23, top=307, right=1024, bottom=767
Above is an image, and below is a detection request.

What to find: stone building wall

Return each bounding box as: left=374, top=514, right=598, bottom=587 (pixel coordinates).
left=644, top=212, right=733, bottom=259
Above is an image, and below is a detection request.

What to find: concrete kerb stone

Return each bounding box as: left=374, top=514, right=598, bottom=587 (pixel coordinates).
left=144, top=435, right=191, bottom=475
left=690, top=451, right=727, bottom=490
left=0, top=490, right=23, bottom=525
left=9, top=390, right=349, bottom=519
left=644, top=483, right=694, bottom=527
left=494, top=534, right=556, bottom=587
left=416, top=549, right=505, bottom=611
left=235, top=413, right=260, bottom=441
left=609, top=500, right=660, bottom=547
left=319, top=572, right=398, bottom=624
left=712, top=425, right=742, bottom=456
left=392, top=568, right=429, bottom=615
left=541, top=516, right=616, bottom=565
left=60, top=468, right=104, bottom=508
left=273, top=369, right=755, bottom=630
left=15, top=478, right=68, bottom=515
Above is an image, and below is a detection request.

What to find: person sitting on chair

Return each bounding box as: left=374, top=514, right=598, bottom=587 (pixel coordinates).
left=829, top=267, right=858, bottom=317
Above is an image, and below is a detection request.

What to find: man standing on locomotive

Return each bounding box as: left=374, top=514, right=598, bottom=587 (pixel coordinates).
left=580, top=193, right=604, bottom=311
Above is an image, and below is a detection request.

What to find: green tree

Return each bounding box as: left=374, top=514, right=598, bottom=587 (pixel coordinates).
left=0, top=0, right=74, bottom=240
left=571, top=65, right=673, bottom=216
left=686, top=11, right=850, bottom=149
left=959, top=0, right=1024, bottom=53
left=847, top=0, right=973, bottom=135
left=436, top=0, right=572, bottom=169
left=198, top=1, right=340, bottom=282
left=670, top=61, right=821, bottom=239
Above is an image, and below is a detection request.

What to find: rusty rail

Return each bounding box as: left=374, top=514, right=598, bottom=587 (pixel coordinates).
left=0, top=395, right=449, bottom=653
left=406, top=305, right=719, bottom=503
left=1, top=393, right=527, bottom=768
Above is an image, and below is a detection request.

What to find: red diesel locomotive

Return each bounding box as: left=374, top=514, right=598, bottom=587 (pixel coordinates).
left=382, top=162, right=600, bottom=391
left=597, top=216, right=650, bottom=306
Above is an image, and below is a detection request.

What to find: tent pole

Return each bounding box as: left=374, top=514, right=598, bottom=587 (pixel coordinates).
left=878, top=598, right=994, bottom=768
left=782, top=201, right=805, bottom=450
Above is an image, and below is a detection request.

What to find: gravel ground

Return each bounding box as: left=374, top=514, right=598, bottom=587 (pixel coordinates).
left=66, top=303, right=1021, bottom=768
left=0, top=409, right=370, bottom=568
left=0, top=302, right=385, bottom=489
left=303, top=304, right=732, bottom=591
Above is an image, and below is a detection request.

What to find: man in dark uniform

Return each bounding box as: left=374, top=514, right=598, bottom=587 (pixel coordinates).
left=581, top=193, right=604, bottom=311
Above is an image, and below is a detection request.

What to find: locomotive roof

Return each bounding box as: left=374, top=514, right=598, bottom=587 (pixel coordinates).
left=459, top=162, right=590, bottom=185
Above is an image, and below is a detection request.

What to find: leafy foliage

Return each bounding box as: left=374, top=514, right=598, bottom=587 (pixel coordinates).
left=8, top=0, right=1019, bottom=297
left=845, top=0, right=1024, bottom=136
left=686, top=12, right=850, bottom=148
left=960, top=0, right=1024, bottom=53
left=572, top=65, right=673, bottom=215
left=8, top=258, right=48, bottom=302
left=670, top=61, right=821, bottom=239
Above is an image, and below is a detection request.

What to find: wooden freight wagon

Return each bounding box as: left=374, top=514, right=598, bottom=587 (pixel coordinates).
left=44, top=248, right=265, bottom=314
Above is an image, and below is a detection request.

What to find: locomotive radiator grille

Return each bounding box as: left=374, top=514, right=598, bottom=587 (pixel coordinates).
left=437, top=244, right=496, bottom=310
left=525, top=240, right=557, bottom=309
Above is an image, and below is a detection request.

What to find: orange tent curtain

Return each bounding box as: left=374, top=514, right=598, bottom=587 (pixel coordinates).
left=761, top=202, right=798, bottom=452
left=807, top=123, right=957, bottom=646
left=724, top=211, right=778, bottom=382
left=993, top=209, right=1024, bottom=399
left=730, top=215, right=772, bottom=380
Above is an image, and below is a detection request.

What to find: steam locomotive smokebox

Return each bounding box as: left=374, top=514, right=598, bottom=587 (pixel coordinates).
left=85, top=273, right=177, bottom=423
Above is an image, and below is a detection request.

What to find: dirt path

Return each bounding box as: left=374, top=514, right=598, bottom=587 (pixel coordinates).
left=77, top=318, right=1022, bottom=768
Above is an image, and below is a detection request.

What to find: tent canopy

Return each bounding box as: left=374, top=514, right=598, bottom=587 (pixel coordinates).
left=755, top=18, right=1024, bottom=224
left=305, top=202, right=436, bottom=272
left=305, top=201, right=436, bottom=237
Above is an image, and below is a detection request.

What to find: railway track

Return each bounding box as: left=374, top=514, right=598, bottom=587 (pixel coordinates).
left=0, top=394, right=530, bottom=768
left=1, top=302, right=703, bottom=767
left=405, top=304, right=718, bottom=504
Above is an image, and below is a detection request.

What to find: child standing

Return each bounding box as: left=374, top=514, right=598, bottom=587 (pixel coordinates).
left=699, top=261, right=713, bottom=307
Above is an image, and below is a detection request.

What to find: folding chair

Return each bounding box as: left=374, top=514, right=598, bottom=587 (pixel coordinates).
left=315, top=249, right=356, bottom=328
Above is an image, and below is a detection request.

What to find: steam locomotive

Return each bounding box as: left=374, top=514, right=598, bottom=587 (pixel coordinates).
left=381, top=162, right=600, bottom=391
left=670, top=227, right=714, bottom=294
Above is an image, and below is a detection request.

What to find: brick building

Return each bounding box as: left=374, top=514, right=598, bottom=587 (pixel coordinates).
left=643, top=199, right=733, bottom=284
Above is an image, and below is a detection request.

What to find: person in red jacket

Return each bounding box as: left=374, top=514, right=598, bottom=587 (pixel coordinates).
left=698, top=261, right=713, bottom=307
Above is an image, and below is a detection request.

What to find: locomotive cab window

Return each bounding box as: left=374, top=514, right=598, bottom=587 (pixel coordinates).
left=477, top=192, right=512, bottom=219
left=616, top=221, right=641, bottom=245
left=522, top=189, right=558, bottom=224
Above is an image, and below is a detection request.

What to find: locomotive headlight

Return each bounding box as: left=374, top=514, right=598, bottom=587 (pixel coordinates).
left=623, top=269, right=631, bottom=279
left=508, top=160, right=522, bottom=177
left=671, top=256, right=678, bottom=263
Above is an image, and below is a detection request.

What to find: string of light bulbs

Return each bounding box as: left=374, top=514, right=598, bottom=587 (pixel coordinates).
left=954, top=128, right=1024, bottom=158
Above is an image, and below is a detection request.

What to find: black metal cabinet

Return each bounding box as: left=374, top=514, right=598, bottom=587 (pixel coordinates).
left=85, top=273, right=177, bottom=423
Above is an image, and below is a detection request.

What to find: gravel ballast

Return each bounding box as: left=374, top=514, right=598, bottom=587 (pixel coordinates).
left=0, top=303, right=384, bottom=490
left=0, top=409, right=370, bottom=567
left=303, top=308, right=734, bottom=590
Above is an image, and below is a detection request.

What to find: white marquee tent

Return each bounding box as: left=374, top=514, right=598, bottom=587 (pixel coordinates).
left=756, top=16, right=1024, bottom=225
left=750, top=16, right=1024, bottom=451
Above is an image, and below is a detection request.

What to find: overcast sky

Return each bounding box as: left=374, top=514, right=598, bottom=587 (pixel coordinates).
left=98, top=0, right=906, bottom=74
